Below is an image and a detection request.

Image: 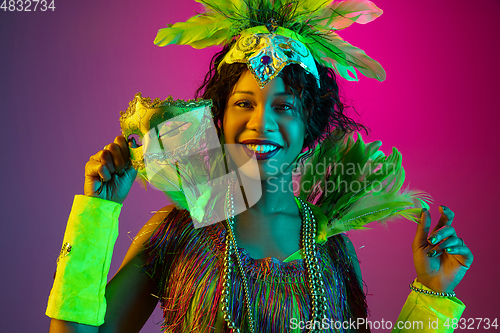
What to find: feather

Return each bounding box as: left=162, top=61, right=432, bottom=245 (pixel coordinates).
left=316, top=32, right=386, bottom=81
left=334, top=62, right=359, bottom=81
left=188, top=27, right=235, bottom=49
left=296, top=132, right=431, bottom=237
left=327, top=191, right=428, bottom=237
left=295, top=0, right=331, bottom=13
left=196, top=0, right=246, bottom=13
left=317, top=0, right=383, bottom=30
left=163, top=190, right=190, bottom=210
left=154, top=14, right=233, bottom=48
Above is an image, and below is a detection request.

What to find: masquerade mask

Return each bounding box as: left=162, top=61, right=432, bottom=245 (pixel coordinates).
left=120, top=93, right=214, bottom=170
left=120, top=93, right=262, bottom=227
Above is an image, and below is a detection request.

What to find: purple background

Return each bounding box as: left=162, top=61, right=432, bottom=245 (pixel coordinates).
left=1, top=0, right=499, bottom=331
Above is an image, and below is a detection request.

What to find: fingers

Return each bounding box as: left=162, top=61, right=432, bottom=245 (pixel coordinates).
left=414, top=206, right=458, bottom=251
left=426, top=233, right=460, bottom=257
left=425, top=206, right=455, bottom=256
left=442, top=237, right=464, bottom=254
left=104, top=142, right=127, bottom=174
left=427, top=225, right=457, bottom=247
left=413, top=205, right=474, bottom=275
left=426, top=206, right=457, bottom=254
left=432, top=205, right=455, bottom=232
left=85, top=135, right=130, bottom=182
left=86, top=152, right=113, bottom=181
left=445, top=243, right=474, bottom=268
left=413, top=208, right=431, bottom=250
left=114, top=135, right=131, bottom=162
left=426, top=234, right=474, bottom=268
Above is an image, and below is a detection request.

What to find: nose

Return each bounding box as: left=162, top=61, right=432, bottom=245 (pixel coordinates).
left=246, top=105, right=278, bottom=133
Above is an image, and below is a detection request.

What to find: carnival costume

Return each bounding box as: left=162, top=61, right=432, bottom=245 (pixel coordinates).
left=46, top=0, right=466, bottom=332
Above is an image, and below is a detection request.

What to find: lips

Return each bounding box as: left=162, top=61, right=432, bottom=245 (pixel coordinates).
left=239, top=139, right=282, bottom=160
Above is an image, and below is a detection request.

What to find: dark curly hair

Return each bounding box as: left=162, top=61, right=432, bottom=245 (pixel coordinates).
left=195, top=43, right=367, bottom=162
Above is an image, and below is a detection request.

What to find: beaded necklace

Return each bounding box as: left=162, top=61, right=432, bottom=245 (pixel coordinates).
left=221, top=182, right=327, bottom=332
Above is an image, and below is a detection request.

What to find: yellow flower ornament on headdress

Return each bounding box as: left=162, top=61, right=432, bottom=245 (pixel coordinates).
left=154, top=0, right=386, bottom=87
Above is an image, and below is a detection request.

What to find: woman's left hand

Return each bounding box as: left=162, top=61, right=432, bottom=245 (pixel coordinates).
left=412, top=206, right=473, bottom=293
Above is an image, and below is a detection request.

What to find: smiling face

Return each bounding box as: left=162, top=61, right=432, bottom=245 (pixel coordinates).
left=223, top=70, right=306, bottom=180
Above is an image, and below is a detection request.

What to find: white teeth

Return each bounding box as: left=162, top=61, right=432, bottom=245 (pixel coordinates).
left=245, top=144, right=278, bottom=153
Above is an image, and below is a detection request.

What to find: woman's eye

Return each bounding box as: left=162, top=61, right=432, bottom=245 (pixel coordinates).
left=275, top=103, right=295, bottom=113
left=235, top=101, right=252, bottom=108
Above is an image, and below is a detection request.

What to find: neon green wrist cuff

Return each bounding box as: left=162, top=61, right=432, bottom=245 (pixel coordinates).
left=392, top=279, right=465, bottom=332
left=46, top=195, right=122, bottom=326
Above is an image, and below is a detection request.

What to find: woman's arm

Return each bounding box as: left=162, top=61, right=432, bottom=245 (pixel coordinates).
left=49, top=205, right=173, bottom=333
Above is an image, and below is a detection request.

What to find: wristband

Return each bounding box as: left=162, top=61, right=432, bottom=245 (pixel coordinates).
left=410, top=280, right=456, bottom=298
left=392, top=279, right=465, bottom=333
left=46, top=195, right=122, bottom=326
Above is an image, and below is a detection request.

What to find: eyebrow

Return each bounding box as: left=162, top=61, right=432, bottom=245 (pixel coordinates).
left=231, top=90, right=254, bottom=96
left=230, top=91, right=294, bottom=97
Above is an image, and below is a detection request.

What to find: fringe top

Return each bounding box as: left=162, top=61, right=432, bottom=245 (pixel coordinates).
left=144, top=207, right=368, bottom=332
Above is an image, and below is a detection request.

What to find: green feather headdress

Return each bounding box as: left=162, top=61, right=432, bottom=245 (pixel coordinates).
left=154, top=0, right=386, bottom=82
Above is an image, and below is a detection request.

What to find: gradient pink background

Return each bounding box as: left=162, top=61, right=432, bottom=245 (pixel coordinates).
left=1, top=0, right=499, bottom=331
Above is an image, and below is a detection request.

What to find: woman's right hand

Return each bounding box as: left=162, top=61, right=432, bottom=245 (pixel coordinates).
left=84, top=135, right=138, bottom=204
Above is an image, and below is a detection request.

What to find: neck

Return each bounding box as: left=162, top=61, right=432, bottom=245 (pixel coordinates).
left=239, top=170, right=298, bottom=215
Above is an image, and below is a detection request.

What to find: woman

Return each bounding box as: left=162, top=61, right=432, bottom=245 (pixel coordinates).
left=47, top=0, right=473, bottom=332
